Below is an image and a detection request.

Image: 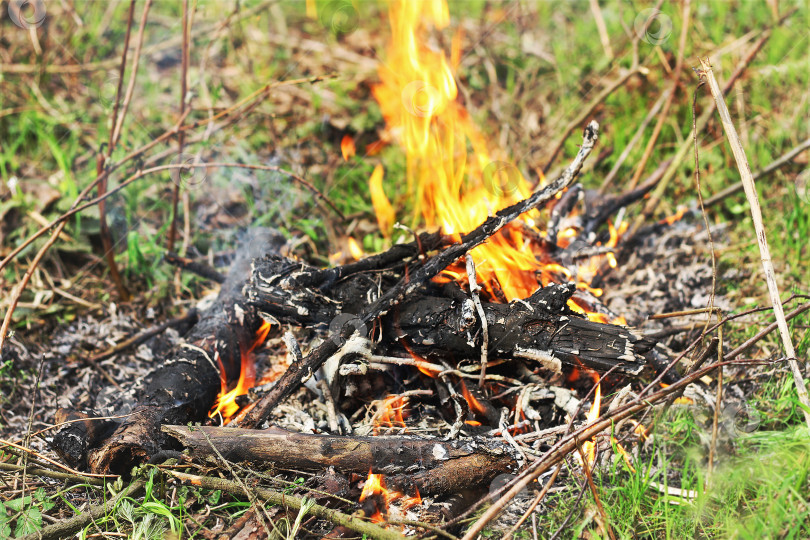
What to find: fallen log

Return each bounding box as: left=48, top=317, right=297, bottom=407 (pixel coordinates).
left=162, top=424, right=518, bottom=495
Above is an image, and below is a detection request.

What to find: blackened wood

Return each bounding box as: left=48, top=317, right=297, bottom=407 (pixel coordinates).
left=582, top=159, right=668, bottom=236
left=393, top=283, right=650, bottom=375
left=247, top=256, right=651, bottom=376
left=84, top=250, right=263, bottom=474
left=546, top=184, right=582, bottom=247
left=241, top=121, right=600, bottom=428
left=50, top=409, right=119, bottom=469
left=294, top=230, right=447, bottom=290
left=162, top=425, right=517, bottom=495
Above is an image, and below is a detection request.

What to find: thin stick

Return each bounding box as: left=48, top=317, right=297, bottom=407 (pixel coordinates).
left=704, top=137, right=810, bottom=207
left=724, top=302, right=810, bottom=361
left=0, top=222, right=66, bottom=357
left=626, top=0, right=691, bottom=190
left=465, top=254, right=489, bottom=387
left=500, top=463, right=562, bottom=540
left=0, top=438, right=117, bottom=480
left=110, top=0, right=152, bottom=148
left=164, top=470, right=406, bottom=540
left=87, top=309, right=198, bottom=364
left=0, top=462, right=105, bottom=486
left=599, top=89, right=668, bottom=193
left=97, top=0, right=137, bottom=301
left=168, top=0, right=191, bottom=253
left=698, top=57, right=810, bottom=428
left=588, top=0, right=614, bottom=60
left=543, top=69, right=638, bottom=174
left=708, top=363, right=723, bottom=479
left=576, top=442, right=616, bottom=540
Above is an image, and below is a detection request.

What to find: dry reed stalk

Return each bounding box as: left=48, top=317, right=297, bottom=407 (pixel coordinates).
left=697, top=57, right=810, bottom=429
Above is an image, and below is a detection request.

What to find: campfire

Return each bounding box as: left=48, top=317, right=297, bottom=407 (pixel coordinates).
left=4, top=0, right=805, bottom=538
left=49, top=0, right=663, bottom=528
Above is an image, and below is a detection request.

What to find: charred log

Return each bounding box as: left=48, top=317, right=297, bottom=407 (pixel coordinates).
left=61, top=238, right=271, bottom=475
left=247, top=257, right=652, bottom=376
left=50, top=409, right=119, bottom=469
left=162, top=425, right=517, bottom=495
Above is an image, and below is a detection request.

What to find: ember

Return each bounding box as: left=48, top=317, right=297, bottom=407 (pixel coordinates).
left=359, top=469, right=424, bottom=524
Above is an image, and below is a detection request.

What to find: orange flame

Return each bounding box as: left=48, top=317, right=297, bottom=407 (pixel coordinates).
left=659, top=206, right=687, bottom=226
left=402, top=341, right=441, bottom=377
left=360, top=470, right=388, bottom=523
left=209, top=320, right=272, bottom=423
left=359, top=469, right=422, bottom=522
left=370, top=0, right=627, bottom=318
left=372, top=0, right=542, bottom=301
left=459, top=380, right=489, bottom=419
left=374, top=395, right=409, bottom=434
left=341, top=134, right=356, bottom=161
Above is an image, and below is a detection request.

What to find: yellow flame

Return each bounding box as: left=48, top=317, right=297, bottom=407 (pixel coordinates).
left=348, top=237, right=364, bottom=260
left=582, top=382, right=601, bottom=465
left=369, top=164, right=395, bottom=237
left=372, top=0, right=542, bottom=300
